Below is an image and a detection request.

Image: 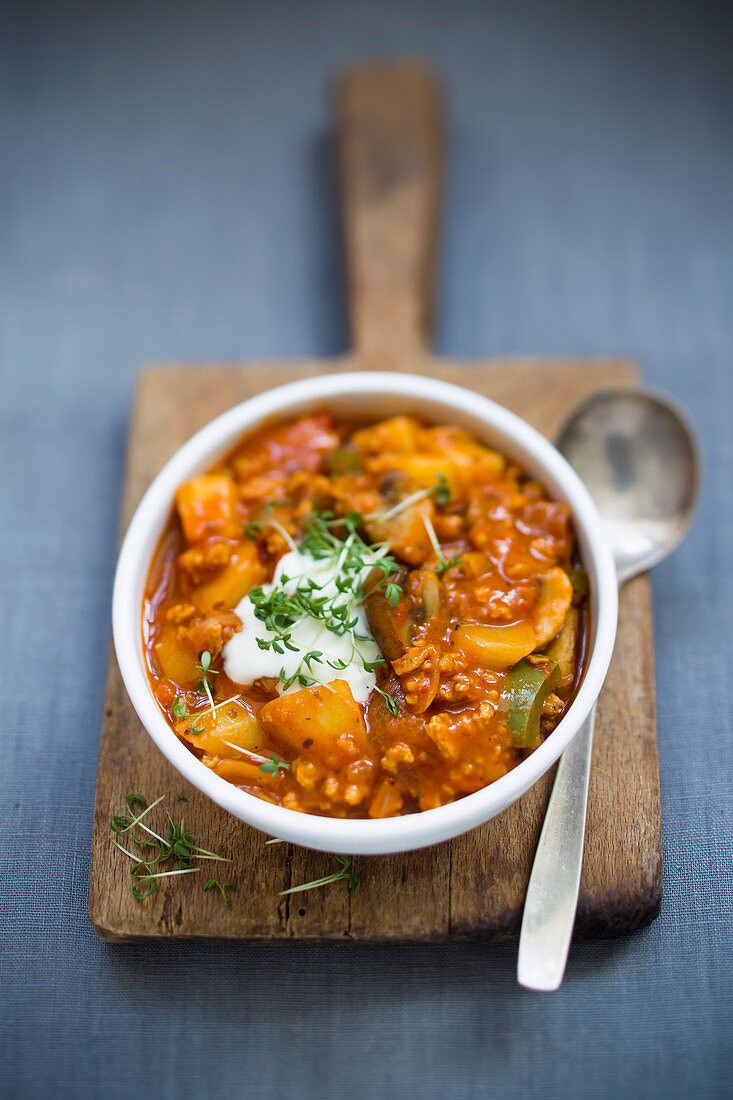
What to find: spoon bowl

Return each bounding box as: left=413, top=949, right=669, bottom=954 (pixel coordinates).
left=557, top=387, right=700, bottom=583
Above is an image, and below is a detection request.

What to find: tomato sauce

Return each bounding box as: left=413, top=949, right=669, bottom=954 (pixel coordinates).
left=143, top=413, right=587, bottom=818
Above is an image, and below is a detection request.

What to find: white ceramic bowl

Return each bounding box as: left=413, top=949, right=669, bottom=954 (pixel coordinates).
left=113, top=372, right=618, bottom=855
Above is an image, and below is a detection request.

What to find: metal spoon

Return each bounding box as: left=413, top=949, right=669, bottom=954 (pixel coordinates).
left=517, top=387, right=700, bottom=991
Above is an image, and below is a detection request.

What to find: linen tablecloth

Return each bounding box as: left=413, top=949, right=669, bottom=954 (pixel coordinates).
left=1, top=1, right=730, bottom=1096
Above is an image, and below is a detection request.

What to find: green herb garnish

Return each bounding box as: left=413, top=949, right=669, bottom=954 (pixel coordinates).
left=371, top=472, right=452, bottom=523
left=110, top=793, right=231, bottom=900
left=433, top=472, right=452, bottom=505
left=435, top=551, right=463, bottom=576
left=374, top=685, right=399, bottom=715
left=422, top=514, right=463, bottom=576
left=217, top=738, right=292, bottom=773
left=203, top=879, right=235, bottom=901
left=385, top=582, right=401, bottom=606
left=171, top=696, right=188, bottom=719
left=195, top=650, right=218, bottom=710
left=247, top=509, right=402, bottom=696
left=259, top=752, right=291, bottom=775
left=280, top=855, right=361, bottom=896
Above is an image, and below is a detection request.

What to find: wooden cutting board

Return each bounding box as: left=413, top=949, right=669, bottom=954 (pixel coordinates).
left=89, top=65, right=661, bottom=942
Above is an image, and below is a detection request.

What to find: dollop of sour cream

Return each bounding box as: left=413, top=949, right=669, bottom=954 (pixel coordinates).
left=222, top=549, right=382, bottom=703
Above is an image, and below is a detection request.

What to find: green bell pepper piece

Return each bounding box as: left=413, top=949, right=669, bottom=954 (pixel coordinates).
left=567, top=565, right=589, bottom=604
left=506, top=658, right=560, bottom=749
left=327, top=446, right=362, bottom=476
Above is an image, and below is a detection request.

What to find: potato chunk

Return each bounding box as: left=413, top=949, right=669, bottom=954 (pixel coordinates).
left=190, top=542, right=266, bottom=612
left=154, top=626, right=200, bottom=687
left=176, top=697, right=263, bottom=757
left=259, top=680, right=368, bottom=757
left=211, top=758, right=277, bottom=789
left=545, top=605, right=579, bottom=690
left=366, top=453, right=462, bottom=502
left=364, top=498, right=434, bottom=565
left=451, top=621, right=536, bottom=670
left=533, top=568, right=573, bottom=648
left=421, top=425, right=505, bottom=490
left=352, top=417, right=420, bottom=455
left=176, top=474, right=240, bottom=544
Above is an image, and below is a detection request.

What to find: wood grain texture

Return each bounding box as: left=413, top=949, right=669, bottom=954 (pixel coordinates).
left=336, top=64, right=442, bottom=362
left=89, top=357, right=662, bottom=942
left=90, top=64, right=660, bottom=942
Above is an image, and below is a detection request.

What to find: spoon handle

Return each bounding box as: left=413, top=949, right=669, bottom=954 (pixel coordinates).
left=516, top=705, right=596, bottom=991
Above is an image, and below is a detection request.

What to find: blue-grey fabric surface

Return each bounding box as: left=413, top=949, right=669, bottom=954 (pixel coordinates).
left=1, top=1, right=731, bottom=1097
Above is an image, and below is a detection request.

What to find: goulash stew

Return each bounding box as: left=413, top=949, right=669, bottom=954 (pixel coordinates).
left=143, top=415, right=588, bottom=818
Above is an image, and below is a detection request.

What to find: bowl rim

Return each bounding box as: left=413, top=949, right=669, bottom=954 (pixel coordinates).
left=113, top=371, right=618, bottom=855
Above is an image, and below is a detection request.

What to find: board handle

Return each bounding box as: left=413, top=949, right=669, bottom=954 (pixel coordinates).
left=335, top=63, right=442, bottom=363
